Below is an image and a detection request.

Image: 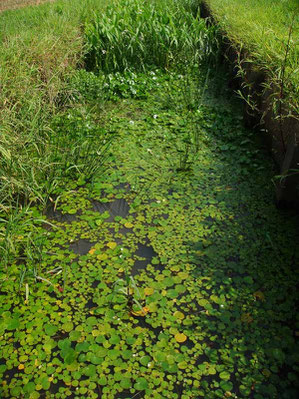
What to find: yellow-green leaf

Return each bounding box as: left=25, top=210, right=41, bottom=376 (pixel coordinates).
left=175, top=333, right=187, bottom=343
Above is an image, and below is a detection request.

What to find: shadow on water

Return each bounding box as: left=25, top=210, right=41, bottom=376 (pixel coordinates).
left=123, top=70, right=299, bottom=397
left=177, top=131, right=299, bottom=398
left=69, top=239, right=95, bottom=255
left=186, top=227, right=299, bottom=397
left=92, top=198, right=130, bottom=221
left=46, top=204, right=79, bottom=223
left=131, top=241, right=165, bottom=277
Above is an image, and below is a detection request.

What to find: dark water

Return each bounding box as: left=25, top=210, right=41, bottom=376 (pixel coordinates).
left=92, top=198, right=130, bottom=221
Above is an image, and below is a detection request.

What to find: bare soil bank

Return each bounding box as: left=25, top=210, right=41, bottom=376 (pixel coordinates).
left=0, top=0, right=54, bottom=12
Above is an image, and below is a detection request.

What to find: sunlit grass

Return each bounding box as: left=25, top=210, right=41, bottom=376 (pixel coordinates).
left=0, top=0, right=110, bottom=277
left=85, top=0, right=218, bottom=73
left=0, top=0, right=109, bottom=209
left=204, top=0, right=299, bottom=113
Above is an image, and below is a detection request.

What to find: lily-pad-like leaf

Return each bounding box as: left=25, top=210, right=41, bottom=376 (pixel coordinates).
left=174, top=311, right=185, bottom=320
left=109, top=334, right=120, bottom=345
left=61, top=347, right=77, bottom=365
left=86, top=316, right=97, bottom=326
left=98, top=376, right=107, bottom=385
left=122, top=349, right=133, bottom=360
left=82, top=364, right=96, bottom=377
left=124, top=222, right=133, bottom=228
left=88, top=248, right=96, bottom=255
left=134, top=377, right=148, bottom=390
left=272, top=348, right=285, bottom=362
left=58, top=339, right=71, bottom=350
left=219, top=371, right=230, bottom=381
left=6, top=318, right=20, bottom=331
left=69, top=330, right=81, bottom=341
left=144, top=287, right=154, bottom=296
left=175, top=333, right=187, bottom=343
left=102, top=211, right=110, bottom=219
left=120, top=378, right=131, bottom=389
left=219, top=381, right=233, bottom=392
left=140, top=355, right=151, bottom=366
left=44, top=324, right=58, bottom=336
left=75, top=341, right=90, bottom=352
left=24, top=382, right=35, bottom=394
left=62, top=321, right=74, bottom=332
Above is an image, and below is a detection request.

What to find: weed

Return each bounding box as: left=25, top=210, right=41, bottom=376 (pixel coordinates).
left=49, top=107, right=113, bottom=184
left=0, top=204, right=36, bottom=274
left=19, top=233, right=53, bottom=303
left=157, top=67, right=212, bottom=171
left=205, top=0, right=299, bottom=119
left=112, top=270, right=145, bottom=315
left=0, top=0, right=109, bottom=209
left=85, top=0, right=217, bottom=73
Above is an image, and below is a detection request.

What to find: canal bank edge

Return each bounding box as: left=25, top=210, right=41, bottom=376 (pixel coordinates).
left=200, top=0, right=299, bottom=208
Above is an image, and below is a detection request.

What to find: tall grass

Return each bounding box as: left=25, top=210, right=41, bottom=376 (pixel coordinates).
left=204, top=0, right=299, bottom=117
left=85, top=0, right=218, bottom=73
left=0, top=0, right=110, bottom=206
left=0, top=0, right=109, bottom=209
left=0, top=0, right=109, bottom=278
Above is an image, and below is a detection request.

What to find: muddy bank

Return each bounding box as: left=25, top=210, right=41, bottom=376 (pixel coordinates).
left=200, top=1, right=299, bottom=208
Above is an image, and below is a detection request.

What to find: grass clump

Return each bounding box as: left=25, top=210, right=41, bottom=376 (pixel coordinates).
left=0, top=0, right=109, bottom=210
left=0, top=0, right=111, bottom=278
left=203, top=0, right=299, bottom=116
left=85, top=0, right=218, bottom=73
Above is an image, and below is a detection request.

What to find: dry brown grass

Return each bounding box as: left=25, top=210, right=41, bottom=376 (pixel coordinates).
left=0, top=0, right=55, bottom=12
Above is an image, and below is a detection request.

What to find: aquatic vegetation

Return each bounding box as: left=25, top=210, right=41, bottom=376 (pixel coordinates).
left=1, top=69, right=298, bottom=398
left=111, top=272, right=146, bottom=315
left=0, top=1, right=298, bottom=399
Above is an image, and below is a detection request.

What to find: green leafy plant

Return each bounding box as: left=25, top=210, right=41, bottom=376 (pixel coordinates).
left=18, top=232, right=55, bottom=304
left=158, top=67, right=211, bottom=171
left=0, top=1, right=298, bottom=399
left=0, top=205, right=40, bottom=274
left=84, top=0, right=217, bottom=73
left=49, top=108, right=113, bottom=184
left=58, top=339, right=78, bottom=365
left=112, top=271, right=145, bottom=315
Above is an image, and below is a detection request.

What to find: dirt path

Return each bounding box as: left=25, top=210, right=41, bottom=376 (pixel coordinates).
left=0, top=0, right=55, bottom=12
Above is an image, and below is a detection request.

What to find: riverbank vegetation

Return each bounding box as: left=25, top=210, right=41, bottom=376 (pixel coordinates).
left=203, top=0, right=299, bottom=117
